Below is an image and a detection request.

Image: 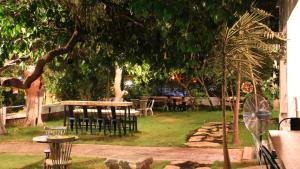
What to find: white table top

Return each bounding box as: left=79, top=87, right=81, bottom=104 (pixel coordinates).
left=269, top=130, right=300, bottom=169
left=60, top=101, right=133, bottom=107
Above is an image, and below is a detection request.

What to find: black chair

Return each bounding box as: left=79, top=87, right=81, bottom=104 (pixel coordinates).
left=66, top=105, right=79, bottom=134
left=78, top=106, right=91, bottom=133
left=110, top=107, right=124, bottom=136
left=259, top=145, right=280, bottom=169
left=278, top=117, right=300, bottom=130
left=95, top=106, right=111, bottom=135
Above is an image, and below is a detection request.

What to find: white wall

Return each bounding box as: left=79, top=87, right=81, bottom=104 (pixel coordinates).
left=287, top=1, right=300, bottom=117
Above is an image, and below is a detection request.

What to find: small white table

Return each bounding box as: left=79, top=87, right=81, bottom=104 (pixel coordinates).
left=33, top=135, right=49, bottom=143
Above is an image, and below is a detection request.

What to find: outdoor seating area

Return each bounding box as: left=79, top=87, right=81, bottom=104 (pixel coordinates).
left=62, top=101, right=137, bottom=136
left=1, top=1, right=300, bottom=169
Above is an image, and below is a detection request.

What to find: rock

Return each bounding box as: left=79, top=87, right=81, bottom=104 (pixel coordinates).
left=185, top=141, right=222, bottom=148
left=211, top=128, right=218, bottom=132
left=197, top=128, right=209, bottom=132
left=193, top=131, right=208, bottom=136
left=188, top=136, right=205, bottom=142
left=207, top=132, right=222, bottom=138
left=201, top=126, right=215, bottom=130
left=164, top=165, right=180, bottom=169
left=170, top=161, right=186, bottom=165
left=203, top=136, right=218, bottom=142
left=105, top=158, right=120, bottom=169
left=105, top=155, right=153, bottom=169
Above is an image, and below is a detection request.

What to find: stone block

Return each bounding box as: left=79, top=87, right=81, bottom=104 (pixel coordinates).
left=188, top=136, right=205, bottom=142
left=185, top=141, right=221, bottom=148
left=164, top=165, right=180, bottom=169
left=105, top=155, right=153, bottom=169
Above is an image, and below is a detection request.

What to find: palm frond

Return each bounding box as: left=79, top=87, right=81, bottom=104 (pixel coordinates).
left=215, top=7, right=286, bottom=81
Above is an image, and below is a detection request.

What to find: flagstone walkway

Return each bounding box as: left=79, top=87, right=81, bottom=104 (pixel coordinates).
left=0, top=142, right=243, bottom=165
left=185, top=122, right=231, bottom=148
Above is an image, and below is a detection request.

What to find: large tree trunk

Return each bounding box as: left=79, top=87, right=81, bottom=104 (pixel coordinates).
left=233, top=64, right=241, bottom=145
left=24, top=66, right=44, bottom=126
left=114, top=64, right=125, bottom=101
left=0, top=30, right=79, bottom=128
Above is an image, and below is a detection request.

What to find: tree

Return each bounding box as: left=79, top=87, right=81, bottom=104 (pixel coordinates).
left=0, top=0, right=81, bottom=130
left=0, top=0, right=258, bottom=138
left=215, top=8, right=286, bottom=167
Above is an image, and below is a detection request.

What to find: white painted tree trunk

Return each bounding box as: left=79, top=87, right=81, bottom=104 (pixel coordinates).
left=114, top=64, right=125, bottom=101
left=0, top=115, right=7, bottom=134
left=24, top=66, right=44, bottom=126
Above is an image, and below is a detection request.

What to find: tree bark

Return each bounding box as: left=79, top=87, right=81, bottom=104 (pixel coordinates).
left=196, top=77, right=214, bottom=109
left=222, top=36, right=231, bottom=169
left=0, top=111, right=7, bottom=134
left=24, top=66, right=44, bottom=126
left=0, top=30, right=79, bottom=129
left=114, top=64, right=125, bottom=101
left=233, top=63, right=241, bottom=145
left=0, top=30, right=79, bottom=89
left=250, top=66, right=258, bottom=111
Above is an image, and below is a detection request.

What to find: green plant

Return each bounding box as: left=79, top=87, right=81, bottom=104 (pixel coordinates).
left=190, top=89, right=205, bottom=97
left=261, top=77, right=279, bottom=103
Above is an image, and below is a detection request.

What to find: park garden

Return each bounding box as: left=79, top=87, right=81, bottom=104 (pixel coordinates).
left=0, top=1, right=286, bottom=169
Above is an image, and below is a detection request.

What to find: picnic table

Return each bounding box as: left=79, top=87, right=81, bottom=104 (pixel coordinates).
left=60, top=101, right=134, bottom=135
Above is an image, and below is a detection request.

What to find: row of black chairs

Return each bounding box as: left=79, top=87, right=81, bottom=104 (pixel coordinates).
left=64, top=105, right=138, bottom=136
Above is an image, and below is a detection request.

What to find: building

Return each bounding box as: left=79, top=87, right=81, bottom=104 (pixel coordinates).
left=279, top=0, right=299, bottom=119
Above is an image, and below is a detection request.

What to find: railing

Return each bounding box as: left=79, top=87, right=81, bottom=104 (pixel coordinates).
left=0, top=105, right=24, bottom=125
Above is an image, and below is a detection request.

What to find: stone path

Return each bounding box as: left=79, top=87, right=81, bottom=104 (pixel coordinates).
left=185, top=122, right=231, bottom=148
left=0, top=142, right=242, bottom=165
left=0, top=122, right=251, bottom=168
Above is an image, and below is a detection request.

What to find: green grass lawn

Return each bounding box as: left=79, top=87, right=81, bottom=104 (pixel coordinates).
left=0, top=153, right=168, bottom=169
left=0, top=109, right=278, bottom=147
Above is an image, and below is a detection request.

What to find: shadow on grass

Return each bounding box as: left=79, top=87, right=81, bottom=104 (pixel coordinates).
left=21, top=160, right=43, bottom=169
left=21, top=159, right=104, bottom=169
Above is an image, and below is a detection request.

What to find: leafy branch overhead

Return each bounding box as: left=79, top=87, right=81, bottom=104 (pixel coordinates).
left=0, top=30, right=80, bottom=89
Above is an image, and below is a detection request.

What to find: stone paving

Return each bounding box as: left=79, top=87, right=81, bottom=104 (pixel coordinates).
left=0, top=122, right=250, bottom=169
left=159, top=122, right=234, bottom=168
left=0, top=142, right=243, bottom=164
left=185, top=122, right=231, bottom=148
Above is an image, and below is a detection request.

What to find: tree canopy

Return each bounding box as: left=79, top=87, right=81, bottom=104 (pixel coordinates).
left=0, top=0, right=278, bottom=101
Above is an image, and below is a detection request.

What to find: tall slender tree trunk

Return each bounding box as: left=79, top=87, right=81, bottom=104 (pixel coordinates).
left=250, top=67, right=258, bottom=111
left=222, top=43, right=231, bottom=169
left=233, top=63, right=241, bottom=145
left=197, top=77, right=214, bottom=109
left=24, top=66, right=44, bottom=126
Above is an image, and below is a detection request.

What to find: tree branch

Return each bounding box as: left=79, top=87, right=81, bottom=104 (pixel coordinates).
left=100, top=0, right=145, bottom=27
left=0, top=56, right=30, bottom=73
left=0, top=30, right=80, bottom=89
